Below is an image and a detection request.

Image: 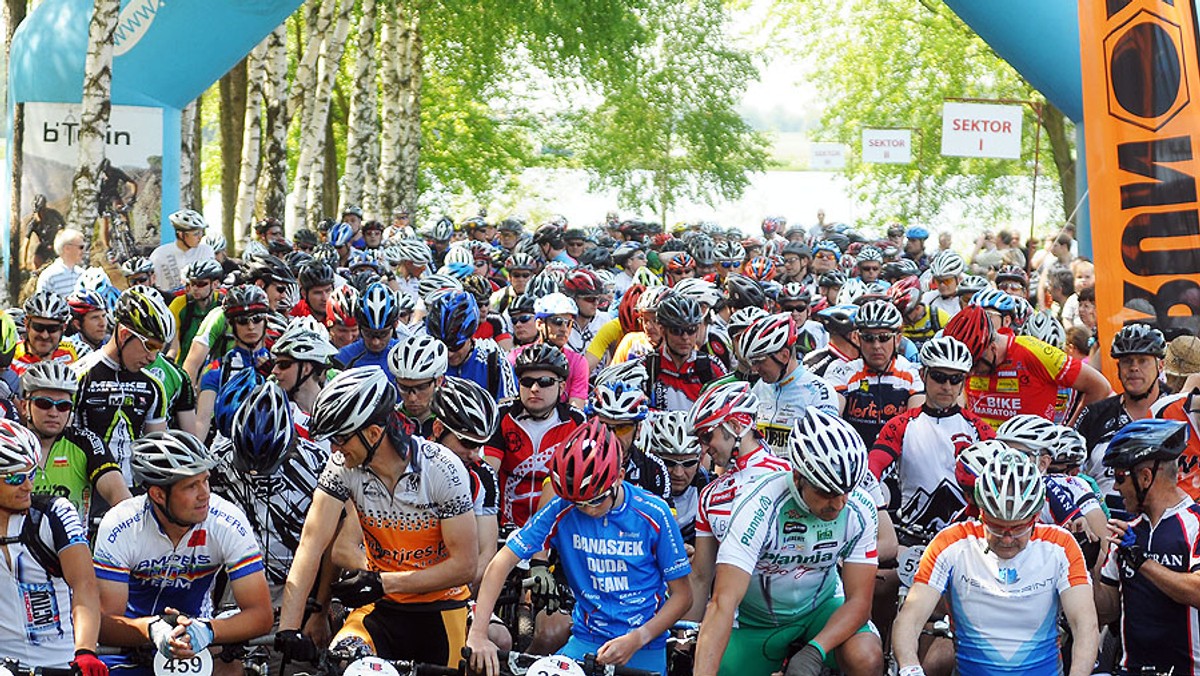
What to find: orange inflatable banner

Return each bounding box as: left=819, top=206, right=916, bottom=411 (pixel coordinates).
left=1078, top=0, right=1200, bottom=384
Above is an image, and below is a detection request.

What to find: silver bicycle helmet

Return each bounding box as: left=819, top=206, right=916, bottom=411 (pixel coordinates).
left=430, top=376, right=499, bottom=444
left=995, top=414, right=1060, bottom=456
left=309, top=366, right=396, bottom=441
left=20, top=361, right=78, bottom=396
left=24, top=291, right=70, bottom=322
left=131, top=430, right=219, bottom=486
left=788, top=407, right=867, bottom=496
left=640, top=410, right=701, bottom=458
left=975, top=449, right=1045, bottom=521
left=919, top=336, right=974, bottom=373
left=169, top=209, right=207, bottom=232
left=388, top=334, right=449, bottom=381
left=0, top=420, right=40, bottom=473
left=272, top=322, right=338, bottom=364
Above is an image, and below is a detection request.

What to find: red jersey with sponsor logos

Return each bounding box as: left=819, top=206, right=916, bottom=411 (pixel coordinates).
left=965, top=333, right=1081, bottom=429
left=1155, top=397, right=1200, bottom=501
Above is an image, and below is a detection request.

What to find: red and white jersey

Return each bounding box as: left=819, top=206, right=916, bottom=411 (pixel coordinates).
left=695, top=442, right=789, bottom=542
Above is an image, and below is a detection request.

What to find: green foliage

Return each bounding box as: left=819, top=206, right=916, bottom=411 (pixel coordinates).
left=775, top=0, right=1069, bottom=230
left=573, top=0, right=769, bottom=223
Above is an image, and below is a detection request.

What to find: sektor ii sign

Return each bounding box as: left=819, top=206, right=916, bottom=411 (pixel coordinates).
left=1078, top=0, right=1200, bottom=381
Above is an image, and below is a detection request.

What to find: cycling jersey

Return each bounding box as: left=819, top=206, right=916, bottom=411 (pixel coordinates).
left=1151, top=393, right=1200, bottom=501
left=146, top=355, right=197, bottom=426
left=672, top=468, right=712, bottom=544
left=473, top=314, right=511, bottom=344
left=32, top=426, right=119, bottom=519
left=917, top=521, right=1088, bottom=676
left=716, top=471, right=878, bottom=627
left=198, top=346, right=271, bottom=394
left=507, top=483, right=691, bottom=651
left=922, top=291, right=961, bottom=320
left=638, top=348, right=728, bottom=412
left=12, top=340, right=82, bottom=378
left=612, top=331, right=655, bottom=365
left=803, top=343, right=855, bottom=379
left=1041, top=474, right=1101, bottom=527
left=1076, top=393, right=1150, bottom=499
left=870, top=404, right=994, bottom=531
left=1100, top=497, right=1200, bottom=676
left=965, top=333, right=1081, bottom=429
left=72, top=351, right=168, bottom=484
left=0, top=496, right=87, bottom=667
left=447, top=339, right=517, bottom=402
left=695, top=442, right=791, bottom=542
left=168, top=295, right=219, bottom=363
left=191, top=307, right=230, bottom=352
left=826, top=356, right=923, bottom=447
left=93, top=494, right=264, bottom=666
left=902, top=306, right=950, bottom=348
left=585, top=318, right=625, bottom=369
left=484, top=401, right=584, bottom=526
left=334, top=338, right=400, bottom=375
left=625, top=442, right=671, bottom=503
left=569, top=312, right=612, bottom=355
left=318, top=434, right=473, bottom=605
left=211, top=436, right=329, bottom=585
left=752, top=365, right=839, bottom=454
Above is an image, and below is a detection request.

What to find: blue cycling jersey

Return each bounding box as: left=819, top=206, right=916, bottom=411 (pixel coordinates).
left=508, top=483, right=691, bottom=649
left=446, top=339, right=517, bottom=401
left=335, top=338, right=399, bottom=375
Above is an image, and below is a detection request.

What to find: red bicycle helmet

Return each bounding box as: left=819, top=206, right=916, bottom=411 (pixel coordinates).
left=943, top=305, right=994, bottom=361
left=667, top=253, right=697, bottom=275
left=743, top=256, right=777, bottom=282
left=563, top=268, right=604, bottom=296
left=618, top=284, right=646, bottom=333
left=550, top=419, right=623, bottom=504
left=325, top=285, right=359, bottom=328
left=887, top=276, right=923, bottom=315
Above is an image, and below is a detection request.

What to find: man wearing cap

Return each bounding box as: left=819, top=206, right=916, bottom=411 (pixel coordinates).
left=150, top=210, right=214, bottom=295
left=779, top=242, right=812, bottom=286
left=902, top=227, right=930, bottom=271
left=1161, top=335, right=1200, bottom=394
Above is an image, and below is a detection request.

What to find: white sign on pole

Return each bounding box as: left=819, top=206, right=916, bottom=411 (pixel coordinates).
left=861, top=129, right=913, bottom=164
left=810, top=143, right=847, bottom=170
left=941, top=102, right=1024, bottom=159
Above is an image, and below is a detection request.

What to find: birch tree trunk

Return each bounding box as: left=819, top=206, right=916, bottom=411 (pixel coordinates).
left=189, top=99, right=204, bottom=210
left=289, top=0, right=340, bottom=228
left=6, top=0, right=28, bottom=302
left=288, top=0, right=333, bottom=126
left=297, top=0, right=352, bottom=228
left=179, top=99, right=199, bottom=208
left=234, top=37, right=270, bottom=236
left=341, top=0, right=378, bottom=215
left=375, top=1, right=403, bottom=217
left=70, top=0, right=118, bottom=265
left=219, top=60, right=248, bottom=242
left=257, top=25, right=289, bottom=225
left=395, top=5, right=423, bottom=211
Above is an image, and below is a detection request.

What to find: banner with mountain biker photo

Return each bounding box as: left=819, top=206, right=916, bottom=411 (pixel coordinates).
left=19, top=102, right=163, bottom=275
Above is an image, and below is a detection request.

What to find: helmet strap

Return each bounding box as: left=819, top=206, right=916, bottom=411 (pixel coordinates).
left=1132, top=460, right=1161, bottom=509
left=153, top=485, right=195, bottom=529
left=290, top=362, right=317, bottom=397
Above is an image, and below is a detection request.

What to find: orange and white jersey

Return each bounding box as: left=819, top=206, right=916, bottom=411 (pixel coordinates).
left=915, top=521, right=1089, bottom=676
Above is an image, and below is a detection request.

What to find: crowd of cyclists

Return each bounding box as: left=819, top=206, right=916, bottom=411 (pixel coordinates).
left=2, top=206, right=1197, bottom=676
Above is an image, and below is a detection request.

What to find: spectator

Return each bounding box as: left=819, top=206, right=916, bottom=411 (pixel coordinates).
left=149, top=209, right=214, bottom=295
left=1062, top=259, right=1095, bottom=329
left=1045, top=265, right=1075, bottom=320
left=35, top=229, right=87, bottom=298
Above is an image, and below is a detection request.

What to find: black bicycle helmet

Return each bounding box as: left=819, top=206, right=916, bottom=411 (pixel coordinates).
left=655, top=295, right=703, bottom=330
left=513, top=343, right=569, bottom=379
left=298, top=262, right=335, bottom=290
left=245, top=253, right=297, bottom=285
left=724, top=274, right=766, bottom=311
left=1104, top=419, right=1188, bottom=468
left=1111, top=323, right=1167, bottom=359
left=430, top=376, right=499, bottom=445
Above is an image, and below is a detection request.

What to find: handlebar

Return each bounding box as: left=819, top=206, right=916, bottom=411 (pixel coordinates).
left=0, top=661, right=74, bottom=676
left=461, top=648, right=657, bottom=676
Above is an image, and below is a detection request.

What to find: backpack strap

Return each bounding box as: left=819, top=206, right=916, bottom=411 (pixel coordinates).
left=694, top=354, right=714, bottom=385
left=643, top=353, right=661, bottom=408
left=487, top=346, right=501, bottom=398
left=22, top=494, right=62, bottom=578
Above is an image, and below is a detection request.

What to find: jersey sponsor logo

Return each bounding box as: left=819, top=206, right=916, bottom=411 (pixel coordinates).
left=782, top=521, right=807, bottom=535
left=570, top=534, right=645, bottom=556
left=1148, top=552, right=1186, bottom=569
left=998, top=567, right=1018, bottom=584
left=187, top=530, right=206, bottom=547
left=20, top=581, right=62, bottom=644
left=740, top=495, right=773, bottom=545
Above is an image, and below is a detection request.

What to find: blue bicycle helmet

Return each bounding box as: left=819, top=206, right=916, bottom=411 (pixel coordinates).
left=231, top=380, right=295, bottom=476
left=969, top=288, right=1017, bottom=315
left=329, top=222, right=354, bottom=247
left=1104, top=419, right=1189, bottom=469
left=425, top=290, right=480, bottom=351
left=905, top=226, right=929, bottom=240
left=355, top=282, right=400, bottom=331
left=214, top=367, right=265, bottom=440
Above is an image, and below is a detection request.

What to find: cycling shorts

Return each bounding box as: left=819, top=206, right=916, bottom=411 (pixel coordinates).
left=332, top=600, right=468, bottom=668
left=560, top=635, right=666, bottom=676
left=718, top=591, right=875, bottom=676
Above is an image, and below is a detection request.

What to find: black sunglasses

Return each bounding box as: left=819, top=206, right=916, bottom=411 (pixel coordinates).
left=926, top=370, right=966, bottom=385
left=232, top=314, right=266, bottom=326
left=397, top=381, right=435, bottom=395
left=520, top=376, right=559, bottom=389
left=29, top=322, right=63, bottom=335
left=666, top=325, right=700, bottom=336
left=544, top=317, right=572, bottom=328
left=510, top=314, right=535, bottom=324
left=860, top=332, right=896, bottom=343
left=780, top=304, right=809, bottom=313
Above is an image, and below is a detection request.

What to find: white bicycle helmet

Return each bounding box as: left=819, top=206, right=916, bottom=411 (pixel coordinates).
left=272, top=322, right=338, bottom=364
left=131, top=430, right=219, bottom=486
left=956, top=439, right=1009, bottom=488
left=975, top=449, right=1045, bottom=522
left=737, top=313, right=795, bottom=361
left=995, top=414, right=1060, bottom=456
left=204, top=233, right=227, bottom=252
left=444, top=245, right=475, bottom=269
left=20, top=361, right=78, bottom=396
left=919, top=336, right=974, bottom=372
left=430, top=376, right=499, bottom=444
left=689, top=381, right=759, bottom=434
left=1049, top=426, right=1088, bottom=467
left=593, top=360, right=648, bottom=393
left=534, top=292, right=578, bottom=317
left=857, top=246, right=883, bottom=263
left=673, top=278, right=723, bottom=309
left=0, top=420, right=40, bottom=473
left=929, top=251, right=965, bottom=278
left=417, top=273, right=463, bottom=303
left=635, top=286, right=676, bottom=314
left=388, top=335, right=449, bottom=381
left=309, top=367, right=396, bottom=441
left=836, top=278, right=867, bottom=306
left=788, top=407, right=867, bottom=496
left=640, top=410, right=700, bottom=457
left=1021, top=310, right=1066, bottom=350
left=854, top=299, right=903, bottom=331
left=589, top=380, right=648, bottom=422
left=632, top=267, right=663, bottom=287
left=169, top=209, right=207, bottom=232
left=525, top=656, right=584, bottom=676
left=395, top=239, right=433, bottom=264
left=24, top=291, right=70, bottom=322
left=727, top=306, right=769, bottom=336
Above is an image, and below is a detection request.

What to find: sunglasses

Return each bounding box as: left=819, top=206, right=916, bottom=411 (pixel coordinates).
left=576, top=295, right=602, bottom=303
left=719, top=261, right=740, bottom=268
left=544, top=317, right=573, bottom=328
left=998, top=282, right=1025, bottom=293
left=452, top=433, right=485, bottom=451
left=859, top=265, right=881, bottom=273
left=926, top=370, right=966, bottom=385
left=780, top=304, right=809, bottom=313
left=982, top=518, right=1035, bottom=539
left=1113, top=468, right=1132, bottom=485
left=666, top=325, right=700, bottom=337
left=510, top=314, right=535, bottom=324
left=273, top=359, right=297, bottom=371
left=130, top=330, right=165, bottom=353
left=30, top=396, right=73, bottom=413
left=190, top=279, right=213, bottom=288
left=397, top=380, right=435, bottom=395
left=361, top=327, right=394, bottom=340
left=0, top=468, right=37, bottom=486
left=520, top=376, right=559, bottom=389
left=232, top=314, right=266, bottom=327
left=510, top=272, right=533, bottom=280
left=574, top=487, right=614, bottom=508
left=860, top=332, right=896, bottom=344
left=605, top=421, right=636, bottom=433
left=661, top=457, right=700, bottom=470
left=398, top=311, right=414, bottom=322
left=128, top=275, right=151, bottom=285
left=814, top=252, right=837, bottom=260
left=698, top=429, right=716, bottom=445
left=28, top=322, right=63, bottom=335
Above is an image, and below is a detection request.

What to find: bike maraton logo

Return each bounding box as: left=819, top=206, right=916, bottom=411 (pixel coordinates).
left=113, top=0, right=165, bottom=57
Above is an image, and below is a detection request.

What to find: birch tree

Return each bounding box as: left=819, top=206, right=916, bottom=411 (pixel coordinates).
left=395, top=4, right=422, bottom=211
left=69, top=0, right=118, bottom=263
left=298, top=0, right=353, bottom=227
left=180, top=99, right=199, bottom=208
left=257, top=26, right=289, bottom=223
left=341, top=0, right=378, bottom=214
left=234, top=37, right=270, bottom=235
left=375, top=2, right=403, bottom=217
left=6, top=0, right=28, bottom=298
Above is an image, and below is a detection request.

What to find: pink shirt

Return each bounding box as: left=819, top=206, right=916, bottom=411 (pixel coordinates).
left=508, top=343, right=589, bottom=403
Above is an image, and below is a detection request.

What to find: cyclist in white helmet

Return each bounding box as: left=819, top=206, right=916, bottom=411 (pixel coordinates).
left=150, top=209, right=213, bottom=295
left=921, top=251, right=965, bottom=319
left=269, top=318, right=337, bottom=434
left=388, top=334, right=450, bottom=439
left=894, top=450, right=1097, bottom=676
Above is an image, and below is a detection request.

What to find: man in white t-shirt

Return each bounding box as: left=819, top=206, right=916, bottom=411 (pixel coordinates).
left=150, top=209, right=215, bottom=295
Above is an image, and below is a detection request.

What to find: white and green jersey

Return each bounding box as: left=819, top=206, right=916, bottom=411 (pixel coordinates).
left=715, top=471, right=878, bottom=628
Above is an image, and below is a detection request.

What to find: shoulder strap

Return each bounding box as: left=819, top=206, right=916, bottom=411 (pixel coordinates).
left=695, top=354, right=714, bottom=385
left=22, top=494, right=62, bottom=578
left=487, top=346, right=500, bottom=397
left=644, top=354, right=661, bottom=407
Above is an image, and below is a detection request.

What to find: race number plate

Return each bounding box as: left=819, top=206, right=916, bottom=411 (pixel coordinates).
left=898, top=544, right=926, bottom=588
left=153, top=650, right=213, bottom=676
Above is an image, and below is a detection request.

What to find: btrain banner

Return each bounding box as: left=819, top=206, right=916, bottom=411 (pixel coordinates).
left=1078, top=0, right=1200, bottom=384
